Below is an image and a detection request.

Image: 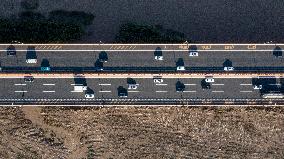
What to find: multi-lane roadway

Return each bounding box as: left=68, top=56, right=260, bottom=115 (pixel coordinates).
left=1, top=43, right=284, bottom=105
left=0, top=44, right=283, bottom=73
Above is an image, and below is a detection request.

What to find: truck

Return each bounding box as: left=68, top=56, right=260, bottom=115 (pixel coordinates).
left=73, top=85, right=87, bottom=92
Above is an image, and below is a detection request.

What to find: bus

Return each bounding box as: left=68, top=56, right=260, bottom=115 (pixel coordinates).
left=261, top=93, right=284, bottom=99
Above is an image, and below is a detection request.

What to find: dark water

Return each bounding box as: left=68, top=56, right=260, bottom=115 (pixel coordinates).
left=2, top=0, right=284, bottom=43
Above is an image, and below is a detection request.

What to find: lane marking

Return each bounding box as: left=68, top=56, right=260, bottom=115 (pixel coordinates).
left=269, top=84, right=281, bottom=86
left=156, top=84, right=168, bottom=86
left=212, top=91, right=224, bottom=93
left=43, top=91, right=55, bottom=93
left=156, top=91, right=168, bottom=93
left=212, top=84, right=224, bottom=86
left=184, top=84, right=196, bottom=86
left=14, top=84, right=26, bottom=86
left=71, top=91, right=83, bottom=92
left=99, top=84, right=111, bottom=86
left=99, top=91, right=111, bottom=93
left=240, top=91, right=253, bottom=93
left=15, top=91, right=27, bottom=93
left=183, top=91, right=196, bottom=92
left=240, top=84, right=252, bottom=86
left=128, top=91, right=140, bottom=93
left=43, top=84, right=55, bottom=86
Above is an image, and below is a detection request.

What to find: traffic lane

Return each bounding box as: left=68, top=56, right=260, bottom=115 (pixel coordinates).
left=0, top=50, right=283, bottom=68
left=0, top=78, right=270, bottom=99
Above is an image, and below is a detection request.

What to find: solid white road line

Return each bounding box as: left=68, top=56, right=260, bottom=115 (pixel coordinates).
left=240, top=84, right=252, bottom=86
left=99, top=84, right=111, bottom=86
left=212, top=91, right=224, bottom=93
left=128, top=91, right=140, bottom=93
left=212, top=84, right=224, bottom=86
left=99, top=91, right=111, bottom=93
left=156, top=84, right=168, bottom=86
left=15, top=91, right=27, bottom=93
left=184, top=84, right=196, bottom=86
left=183, top=91, right=196, bottom=92
left=240, top=91, right=253, bottom=93
left=14, top=84, right=26, bottom=86
left=156, top=91, right=168, bottom=93
left=43, top=91, right=55, bottom=93
left=43, top=84, right=55, bottom=86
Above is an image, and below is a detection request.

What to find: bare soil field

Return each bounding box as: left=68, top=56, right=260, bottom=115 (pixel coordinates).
left=1, top=0, right=284, bottom=43
left=0, top=106, right=284, bottom=159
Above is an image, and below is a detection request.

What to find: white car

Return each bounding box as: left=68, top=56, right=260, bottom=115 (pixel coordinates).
left=26, top=59, right=37, bottom=63
left=153, top=78, right=163, bottom=83
left=253, top=85, right=262, bottom=90
left=205, top=77, right=214, bottom=83
left=189, top=52, right=198, bottom=57
left=224, top=67, right=234, bottom=71
left=128, top=84, right=139, bottom=89
left=177, top=66, right=185, bottom=71
left=85, top=93, right=95, bottom=98
left=155, top=56, right=163, bottom=61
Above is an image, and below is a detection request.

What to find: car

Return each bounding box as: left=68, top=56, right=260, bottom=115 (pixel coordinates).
left=128, top=84, right=139, bottom=89
left=24, top=76, right=34, bottom=82
left=41, top=67, right=51, bottom=71
left=224, top=67, right=234, bottom=71
left=85, top=93, right=95, bottom=98
left=26, top=59, right=37, bottom=64
left=205, top=77, right=214, bottom=83
left=202, top=83, right=211, bottom=89
left=7, top=46, right=16, bottom=56
left=177, top=66, right=185, bottom=71
left=155, top=55, right=163, bottom=61
left=118, top=92, right=128, bottom=97
left=153, top=78, right=163, bottom=83
left=253, top=85, right=262, bottom=89
left=189, top=51, right=198, bottom=57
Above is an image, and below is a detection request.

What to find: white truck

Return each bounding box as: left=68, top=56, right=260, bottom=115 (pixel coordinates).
left=73, top=85, right=87, bottom=92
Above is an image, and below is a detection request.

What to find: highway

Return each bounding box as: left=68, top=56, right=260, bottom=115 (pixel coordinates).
left=1, top=43, right=284, bottom=105
left=1, top=76, right=284, bottom=105
left=0, top=44, right=284, bottom=73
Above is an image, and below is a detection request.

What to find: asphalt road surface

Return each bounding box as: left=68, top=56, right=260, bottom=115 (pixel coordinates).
left=2, top=77, right=283, bottom=100
left=0, top=44, right=283, bottom=73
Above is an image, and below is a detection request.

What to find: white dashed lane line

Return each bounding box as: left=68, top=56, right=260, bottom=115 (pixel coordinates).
left=183, top=91, right=197, bottom=93
left=128, top=91, right=140, bottom=93
left=14, top=84, right=26, bottom=86
left=156, top=91, right=168, bottom=93
left=99, top=84, right=111, bottom=86
left=212, top=84, right=224, bottom=86
left=184, top=84, right=196, bottom=86
left=99, top=91, right=112, bottom=93
left=212, top=91, right=224, bottom=93
left=43, top=91, right=55, bottom=93
left=156, top=84, right=168, bottom=86
left=240, top=84, right=252, bottom=86
left=43, top=84, right=55, bottom=86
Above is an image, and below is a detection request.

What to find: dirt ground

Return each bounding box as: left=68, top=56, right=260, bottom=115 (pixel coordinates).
left=0, top=106, right=283, bottom=159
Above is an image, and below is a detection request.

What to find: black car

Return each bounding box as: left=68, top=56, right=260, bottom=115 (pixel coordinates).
left=24, top=76, right=34, bottom=82
left=201, top=79, right=211, bottom=90
left=7, top=45, right=16, bottom=56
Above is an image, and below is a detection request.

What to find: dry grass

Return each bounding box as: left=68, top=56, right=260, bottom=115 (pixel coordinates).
left=1, top=106, right=284, bottom=159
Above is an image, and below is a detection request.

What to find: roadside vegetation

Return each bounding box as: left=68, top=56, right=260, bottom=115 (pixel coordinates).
left=0, top=0, right=94, bottom=43
left=115, top=22, right=186, bottom=43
